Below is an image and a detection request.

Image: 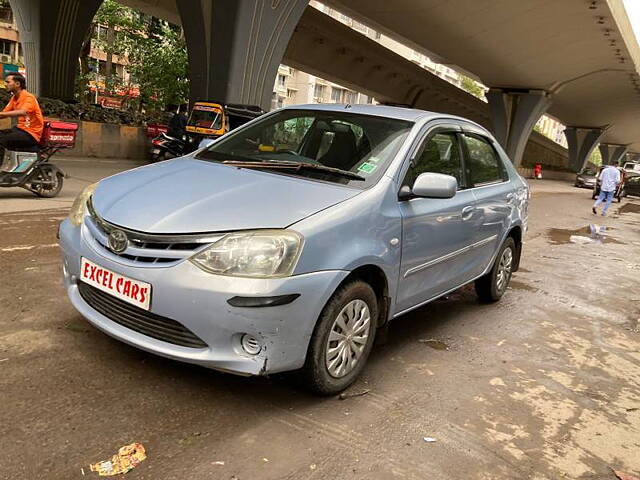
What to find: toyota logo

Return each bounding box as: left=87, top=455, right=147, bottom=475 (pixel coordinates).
left=108, top=229, right=128, bottom=254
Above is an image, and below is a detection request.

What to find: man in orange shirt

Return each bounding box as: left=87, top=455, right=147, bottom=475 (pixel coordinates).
left=0, top=73, right=44, bottom=155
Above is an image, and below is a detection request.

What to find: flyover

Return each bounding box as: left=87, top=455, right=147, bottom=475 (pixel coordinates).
left=322, top=0, right=640, bottom=169
left=10, top=0, right=640, bottom=171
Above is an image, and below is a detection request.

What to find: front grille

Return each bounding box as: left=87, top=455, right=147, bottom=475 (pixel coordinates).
left=85, top=198, right=221, bottom=265
left=78, top=282, right=208, bottom=348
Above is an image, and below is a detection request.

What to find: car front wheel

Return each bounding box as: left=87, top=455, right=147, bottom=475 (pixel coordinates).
left=301, top=280, right=378, bottom=395
left=475, top=237, right=516, bottom=303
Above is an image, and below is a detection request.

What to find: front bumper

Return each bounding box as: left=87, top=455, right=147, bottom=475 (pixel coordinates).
left=59, top=218, right=348, bottom=375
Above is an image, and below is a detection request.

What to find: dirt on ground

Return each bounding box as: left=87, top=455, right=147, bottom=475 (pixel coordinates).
left=1, top=179, right=639, bottom=480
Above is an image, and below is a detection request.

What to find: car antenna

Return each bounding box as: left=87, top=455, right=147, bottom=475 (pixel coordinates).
left=345, top=104, right=352, bottom=109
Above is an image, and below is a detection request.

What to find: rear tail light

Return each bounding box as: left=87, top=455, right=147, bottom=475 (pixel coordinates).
left=152, top=139, right=163, bottom=146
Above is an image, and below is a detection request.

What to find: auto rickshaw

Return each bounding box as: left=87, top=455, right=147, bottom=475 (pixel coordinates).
left=184, top=102, right=265, bottom=152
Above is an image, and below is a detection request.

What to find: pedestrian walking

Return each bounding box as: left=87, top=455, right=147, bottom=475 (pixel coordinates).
left=592, top=164, right=621, bottom=216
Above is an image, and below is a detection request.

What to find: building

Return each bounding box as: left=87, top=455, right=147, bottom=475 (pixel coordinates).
left=0, top=3, right=24, bottom=85
left=535, top=115, right=569, bottom=148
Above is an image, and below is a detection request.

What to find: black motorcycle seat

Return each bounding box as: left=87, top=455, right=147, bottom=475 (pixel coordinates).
left=14, top=145, right=40, bottom=153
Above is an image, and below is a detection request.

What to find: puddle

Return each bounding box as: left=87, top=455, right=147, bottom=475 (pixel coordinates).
left=509, top=280, right=538, bottom=292
left=547, top=225, right=624, bottom=245
left=419, top=339, right=449, bottom=350
left=618, top=203, right=640, bottom=215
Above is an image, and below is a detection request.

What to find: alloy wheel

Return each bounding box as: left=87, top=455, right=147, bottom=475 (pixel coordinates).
left=495, top=247, right=513, bottom=294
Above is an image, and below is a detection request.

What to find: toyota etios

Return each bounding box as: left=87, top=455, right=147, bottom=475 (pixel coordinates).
left=59, top=104, right=529, bottom=394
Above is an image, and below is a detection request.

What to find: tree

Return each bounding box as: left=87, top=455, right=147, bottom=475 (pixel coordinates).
left=78, top=0, right=189, bottom=111
left=589, top=146, right=602, bottom=167
left=460, top=75, right=486, bottom=100
left=125, top=22, right=190, bottom=111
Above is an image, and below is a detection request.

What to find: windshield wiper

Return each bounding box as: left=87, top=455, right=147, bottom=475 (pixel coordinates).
left=222, top=159, right=366, bottom=181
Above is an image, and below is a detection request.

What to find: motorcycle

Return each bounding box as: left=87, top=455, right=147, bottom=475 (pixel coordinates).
left=150, top=132, right=185, bottom=162
left=0, top=121, right=76, bottom=198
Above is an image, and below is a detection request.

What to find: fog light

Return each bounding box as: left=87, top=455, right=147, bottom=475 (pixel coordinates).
left=241, top=334, right=261, bottom=355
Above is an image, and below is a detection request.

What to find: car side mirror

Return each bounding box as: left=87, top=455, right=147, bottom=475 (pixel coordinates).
left=408, top=172, right=458, bottom=199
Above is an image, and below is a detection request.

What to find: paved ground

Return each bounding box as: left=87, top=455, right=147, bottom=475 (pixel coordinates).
left=0, top=156, right=146, bottom=214
left=1, top=163, right=639, bottom=479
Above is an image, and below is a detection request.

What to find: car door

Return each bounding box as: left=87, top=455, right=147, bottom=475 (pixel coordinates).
left=460, top=129, right=514, bottom=278
left=396, top=124, right=481, bottom=313
left=626, top=175, right=640, bottom=197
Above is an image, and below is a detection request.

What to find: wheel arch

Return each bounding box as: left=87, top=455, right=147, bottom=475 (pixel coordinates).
left=506, top=225, right=523, bottom=271
left=335, top=264, right=391, bottom=328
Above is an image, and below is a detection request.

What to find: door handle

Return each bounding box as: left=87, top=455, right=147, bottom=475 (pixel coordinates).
left=461, top=205, right=475, bottom=221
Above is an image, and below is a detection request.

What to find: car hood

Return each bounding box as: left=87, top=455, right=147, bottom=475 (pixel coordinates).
left=91, top=158, right=360, bottom=233
left=579, top=175, right=596, bottom=181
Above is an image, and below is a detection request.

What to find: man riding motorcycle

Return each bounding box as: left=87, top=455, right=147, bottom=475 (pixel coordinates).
left=0, top=73, right=44, bottom=156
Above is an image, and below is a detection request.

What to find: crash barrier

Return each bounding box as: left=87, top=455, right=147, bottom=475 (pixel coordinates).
left=37, top=119, right=147, bottom=160
left=516, top=167, right=575, bottom=181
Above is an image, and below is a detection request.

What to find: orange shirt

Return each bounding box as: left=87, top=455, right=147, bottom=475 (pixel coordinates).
left=2, top=90, right=44, bottom=142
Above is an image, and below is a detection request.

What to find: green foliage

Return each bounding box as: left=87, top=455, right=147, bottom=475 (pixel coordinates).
left=589, top=146, right=603, bottom=166
left=126, top=23, right=190, bottom=110
left=81, top=0, right=189, bottom=111
left=460, top=76, right=486, bottom=100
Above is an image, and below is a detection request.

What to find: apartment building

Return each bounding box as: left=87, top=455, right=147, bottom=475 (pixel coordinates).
left=0, top=3, right=24, bottom=85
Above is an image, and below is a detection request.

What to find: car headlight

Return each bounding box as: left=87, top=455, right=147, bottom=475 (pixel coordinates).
left=68, top=183, right=98, bottom=227
left=190, top=230, right=303, bottom=278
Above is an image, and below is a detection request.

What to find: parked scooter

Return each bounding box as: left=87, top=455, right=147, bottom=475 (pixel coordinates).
left=149, top=132, right=185, bottom=162
left=0, top=121, right=77, bottom=198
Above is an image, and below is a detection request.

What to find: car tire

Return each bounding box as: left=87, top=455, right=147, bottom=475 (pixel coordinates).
left=300, top=280, right=378, bottom=395
left=475, top=237, right=516, bottom=303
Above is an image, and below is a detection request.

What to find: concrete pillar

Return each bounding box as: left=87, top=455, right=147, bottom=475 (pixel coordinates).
left=177, top=0, right=309, bottom=110
left=598, top=143, right=628, bottom=166
left=486, top=89, right=552, bottom=168
left=564, top=127, right=605, bottom=173
left=9, top=0, right=103, bottom=99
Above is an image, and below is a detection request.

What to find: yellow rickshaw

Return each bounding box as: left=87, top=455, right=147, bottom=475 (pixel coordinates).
left=185, top=102, right=265, bottom=151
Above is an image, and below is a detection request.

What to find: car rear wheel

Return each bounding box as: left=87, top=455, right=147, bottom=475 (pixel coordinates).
left=475, top=237, right=515, bottom=303
left=301, top=280, right=378, bottom=395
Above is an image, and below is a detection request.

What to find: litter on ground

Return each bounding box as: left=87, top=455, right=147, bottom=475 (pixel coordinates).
left=89, top=443, right=146, bottom=476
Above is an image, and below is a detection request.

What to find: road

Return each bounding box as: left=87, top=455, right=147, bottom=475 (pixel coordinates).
left=1, top=160, right=639, bottom=479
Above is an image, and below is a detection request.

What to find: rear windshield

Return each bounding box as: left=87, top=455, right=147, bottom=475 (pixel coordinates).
left=196, top=109, right=413, bottom=189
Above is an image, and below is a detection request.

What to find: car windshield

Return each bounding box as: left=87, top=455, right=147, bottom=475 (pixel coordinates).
left=581, top=169, right=595, bottom=175
left=188, top=108, right=222, bottom=130
left=195, top=109, right=413, bottom=188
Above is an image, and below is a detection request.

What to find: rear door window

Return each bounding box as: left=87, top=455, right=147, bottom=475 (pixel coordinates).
left=463, top=134, right=506, bottom=186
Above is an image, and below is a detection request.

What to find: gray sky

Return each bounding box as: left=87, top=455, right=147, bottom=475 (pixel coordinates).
left=623, top=0, right=640, bottom=43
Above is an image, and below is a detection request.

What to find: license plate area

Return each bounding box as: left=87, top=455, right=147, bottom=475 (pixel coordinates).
left=80, top=257, right=151, bottom=310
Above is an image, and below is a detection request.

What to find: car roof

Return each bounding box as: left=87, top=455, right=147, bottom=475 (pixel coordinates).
left=279, top=103, right=482, bottom=126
